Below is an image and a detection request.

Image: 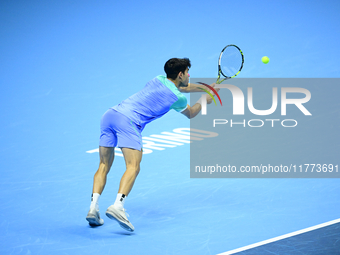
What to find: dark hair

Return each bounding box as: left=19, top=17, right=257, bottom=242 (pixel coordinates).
left=164, top=58, right=191, bottom=80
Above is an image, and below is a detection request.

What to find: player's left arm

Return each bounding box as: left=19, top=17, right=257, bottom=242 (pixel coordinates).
left=179, top=83, right=216, bottom=93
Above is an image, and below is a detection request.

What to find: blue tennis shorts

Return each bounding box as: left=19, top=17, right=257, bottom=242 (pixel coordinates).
left=99, top=108, right=143, bottom=151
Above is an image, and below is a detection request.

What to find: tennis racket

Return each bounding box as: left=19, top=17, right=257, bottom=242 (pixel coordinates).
left=196, top=45, right=244, bottom=105
left=216, top=44, right=244, bottom=84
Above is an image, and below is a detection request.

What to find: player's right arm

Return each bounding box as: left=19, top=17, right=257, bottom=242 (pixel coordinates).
left=181, top=94, right=215, bottom=119
left=179, top=83, right=217, bottom=93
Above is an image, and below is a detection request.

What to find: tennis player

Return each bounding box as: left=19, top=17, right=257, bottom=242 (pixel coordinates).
left=86, top=58, right=218, bottom=231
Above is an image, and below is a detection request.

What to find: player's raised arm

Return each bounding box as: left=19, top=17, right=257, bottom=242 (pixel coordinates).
left=179, top=83, right=217, bottom=93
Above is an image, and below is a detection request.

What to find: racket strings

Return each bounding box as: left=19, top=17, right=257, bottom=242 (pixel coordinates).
left=220, top=46, right=243, bottom=78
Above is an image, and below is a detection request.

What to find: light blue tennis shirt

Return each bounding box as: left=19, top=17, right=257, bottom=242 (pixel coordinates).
left=111, top=75, right=188, bottom=131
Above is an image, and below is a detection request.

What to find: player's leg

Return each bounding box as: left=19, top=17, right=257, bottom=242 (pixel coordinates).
left=86, top=108, right=118, bottom=226
left=118, top=147, right=143, bottom=195
left=105, top=147, right=142, bottom=232
left=86, top=146, right=115, bottom=226
left=93, top=146, right=115, bottom=194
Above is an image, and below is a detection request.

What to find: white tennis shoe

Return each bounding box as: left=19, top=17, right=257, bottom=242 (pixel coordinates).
left=86, top=207, right=104, bottom=226
left=105, top=205, right=134, bottom=232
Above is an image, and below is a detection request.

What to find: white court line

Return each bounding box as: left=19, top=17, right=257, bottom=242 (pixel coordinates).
left=217, top=218, right=340, bottom=255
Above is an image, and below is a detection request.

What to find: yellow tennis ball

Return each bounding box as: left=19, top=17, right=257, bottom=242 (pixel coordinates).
left=262, top=56, right=270, bottom=64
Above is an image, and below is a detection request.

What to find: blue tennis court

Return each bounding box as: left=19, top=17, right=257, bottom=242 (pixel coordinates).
left=1, top=1, right=340, bottom=254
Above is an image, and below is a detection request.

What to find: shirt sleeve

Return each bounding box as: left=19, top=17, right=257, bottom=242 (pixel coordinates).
left=170, top=93, right=188, bottom=112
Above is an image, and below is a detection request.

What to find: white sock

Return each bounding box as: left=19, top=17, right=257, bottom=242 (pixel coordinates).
left=113, top=193, right=126, bottom=210
left=90, top=193, right=100, bottom=210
